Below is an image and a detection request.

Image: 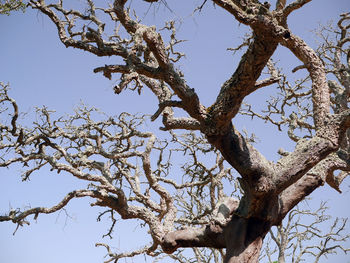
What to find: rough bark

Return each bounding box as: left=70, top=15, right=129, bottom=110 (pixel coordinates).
left=1, top=1, right=349, bottom=263
left=224, top=217, right=268, bottom=263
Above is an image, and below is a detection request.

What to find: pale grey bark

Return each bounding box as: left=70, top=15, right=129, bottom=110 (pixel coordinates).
left=1, top=1, right=349, bottom=263
left=262, top=202, right=350, bottom=263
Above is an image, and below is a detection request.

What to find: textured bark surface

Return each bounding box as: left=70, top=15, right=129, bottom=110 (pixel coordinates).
left=224, top=217, right=267, bottom=263
left=1, top=1, right=349, bottom=263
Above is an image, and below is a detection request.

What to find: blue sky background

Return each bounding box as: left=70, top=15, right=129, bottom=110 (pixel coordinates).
left=0, top=0, right=349, bottom=262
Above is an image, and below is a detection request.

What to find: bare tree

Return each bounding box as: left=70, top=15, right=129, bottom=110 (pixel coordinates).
left=261, top=201, right=350, bottom=263
left=0, top=1, right=349, bottom=263
left=0, top=0, right=25, bottom=15
left=156, top=201, right=350, bottom=263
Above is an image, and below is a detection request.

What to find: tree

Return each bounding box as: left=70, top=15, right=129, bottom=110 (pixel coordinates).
left=158, top=201, right=350, bottom=263
left=261, top=201, right=349, bottom=263
left=0, top=0, right=25, bottom=15
left=0, top=1, right=349, bottom=263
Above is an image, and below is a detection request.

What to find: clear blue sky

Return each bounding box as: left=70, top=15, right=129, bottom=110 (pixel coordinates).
left=0, top=1, right=349, bottom=262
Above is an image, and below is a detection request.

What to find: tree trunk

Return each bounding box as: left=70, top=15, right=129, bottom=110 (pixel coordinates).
left=225, top=237, right=263, bottom=263
left=278, top=252, right=286, bottom=263
left=224, top=216, right=270, bottom=263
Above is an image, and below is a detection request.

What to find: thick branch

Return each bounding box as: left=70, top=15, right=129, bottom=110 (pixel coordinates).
left=207, top=125, right=278, bottom=219
left=205, top=2, right=290, bottom=134
left=161, top=224, right=226, bottom=254
left=211, top=0, right=252, bottom=25
left=283, top=0, right=312, bottom=18
left=278, top=149, right=350, bottom=222
left=281, top=34, right=330, bottom=129
left=208, top=124, right=274, bottom=181
left=111, top=0, right=207, bottom=122
left=275, top=136, right=336, bottom=194
left=205, top=35, right=279, bottom=133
